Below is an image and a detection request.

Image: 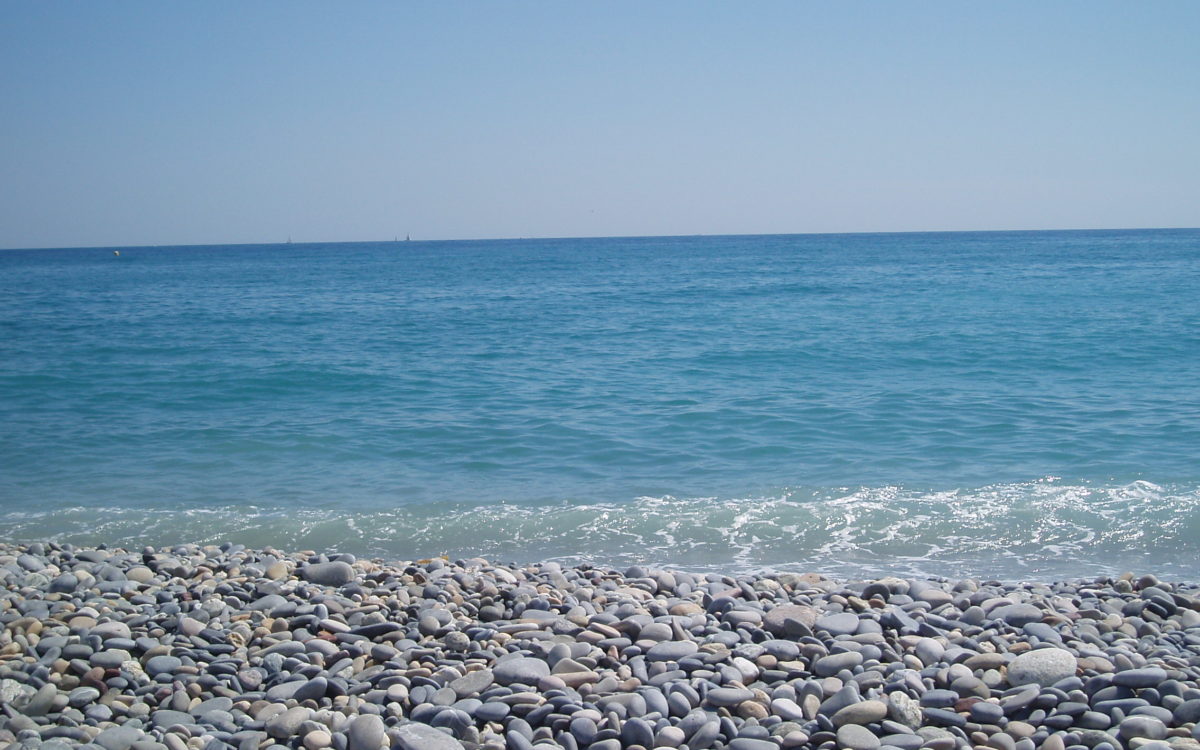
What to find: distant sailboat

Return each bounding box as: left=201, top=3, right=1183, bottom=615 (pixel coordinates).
left=406, top=234, right=410, bottom=242
left=286, top=236, right=292, bottom=245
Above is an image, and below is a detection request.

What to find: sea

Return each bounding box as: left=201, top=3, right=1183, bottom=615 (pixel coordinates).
left=2, top=229, right=1198, bottom=581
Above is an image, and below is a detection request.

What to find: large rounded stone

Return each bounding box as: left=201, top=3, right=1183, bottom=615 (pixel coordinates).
left=990, top=604, right=1043, bottom=627
left=347, top=714, right=386, bottom=750
left=393, top=723, right=466, bottom=750
left=1006, top=648, right=1076, bottom=687
left=646, top=640, right=699, bottom=662
left=267, top=706, right=312, bottom=739
left=817, top=612, right=861, bottom=636
left=144, top=655, right=182, bottom=677
left=887, top=692, right=923, bottom=729
left=815, top=651, right=864, bottom=677
left=301, top=561, right=355, bottom=586
left=705, top=687, right=754, bottom=708
left=764, top=605, right=820, bottom=636
left=838, top=724, right=881, bottom=750
left=833, top=700, right=889, bottom=727
left=1113, top=668, right=1168, bottom=688
left=1119, top=716, right=1167, bottom=742
left=449, top=668, right=494, bottom=697
left=492, top=657, right=550, bottom=686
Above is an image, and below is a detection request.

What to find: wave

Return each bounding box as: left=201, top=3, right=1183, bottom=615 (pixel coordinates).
left=2, top=479, right=1197, bottom=581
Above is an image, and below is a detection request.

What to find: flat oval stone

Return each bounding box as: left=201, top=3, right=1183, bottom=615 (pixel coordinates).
left=148, top=709, right=196, bottom=729
left=990, top=604, right=1043, bottom=627
left=1112, top=668, right=1168, bottom=688
left=267, top=706, right=312, bottom=739
left=393, top=722, right=466, bottom=750
left=706, top=687, right=754, bottom=707
left=730, top=739, right=780, bottom=750
left=646, top=640, right=699, bottom=662
left=144, top=655, right=183, bottom=677
left=1006, top=648, right=1076, bottom=687
left=301, top=561, right=355, bottom=586
left=90, top=649, right=132, bottom=669
left=68, top=687, right=101, bottom=708
left=880, top=734, right=923, bottom=750
left=450, top=668, right=493, bottom=697
left=772, top=697, right=806, bottom=721
left=816, top=651, right=864, bottom=677
left=920, top=689, right=959, bottom=708
left=969, top=701, right=1005, bottom=723
left=293, top=676, right=328, bottom=702
left=817, top=613, right=861, bottom=636
left=764, top=604, right=820, bottom=636
left=93, top=725, right=142, bottom=750
left=474, top=701, right=510, bottom=722
left=833, top=700, right=889, bottom=726
left=838, top=723, right=881, bottom=750
left=346, top=714, right=386, bottom=750
left=620, top=717, right=655, bottom=747
left=1118, top=716, right=1167, bottom=741
left=493, top=656, right=550, bottom=686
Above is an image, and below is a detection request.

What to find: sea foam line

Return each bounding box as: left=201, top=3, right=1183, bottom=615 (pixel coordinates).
left=1, top=479, right=1197, bottom=580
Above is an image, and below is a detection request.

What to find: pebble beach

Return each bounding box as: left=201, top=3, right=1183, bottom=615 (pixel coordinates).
left=3, top=544, right=1200, bottom=750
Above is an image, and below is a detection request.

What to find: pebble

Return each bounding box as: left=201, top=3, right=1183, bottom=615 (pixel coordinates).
left=1114, top=668, right=1169, bottom=688
left=764, top=604, right=819, bottom=636
left=346, top=714, right=385, bottom=750
left=889, top=691, right=924, bottom=729
left=991, top=604, right=1045, bottom=627
left=143, top=655, right=182, bottom=677
left=816, top=650, right=865, bottom=676
left=1006, top=647, right=1078, bottom=686
left=838, top=723, right=883, bottom=750
left=645, top=640, right=698, bottom=661
left=266, top=706, right=310, bottom=739
left=393, top=722, right=466, bottom=750
left=492, top=656, right=550, bottom=685
left=817, top=612, right=861, bottom=636
left=4, top=542, right=1200, bottom=750
left=1120, top=716, right=1168, bottom=741
left=299, top=561, right=355, bottom=586
left=834, top=699, right=889, bottom=726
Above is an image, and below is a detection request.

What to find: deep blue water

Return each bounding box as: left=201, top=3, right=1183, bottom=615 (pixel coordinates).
left=2, top=230, right=1198, bottom=578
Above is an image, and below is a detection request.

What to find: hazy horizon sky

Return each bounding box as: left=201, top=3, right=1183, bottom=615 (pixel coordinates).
left=2, top=2, right=1198, bottom=249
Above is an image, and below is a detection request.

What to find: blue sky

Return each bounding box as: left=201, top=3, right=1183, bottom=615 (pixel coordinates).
left=2, top=2, right=1197, bottom=248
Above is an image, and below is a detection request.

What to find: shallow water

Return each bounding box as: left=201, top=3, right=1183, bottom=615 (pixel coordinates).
left=2, top=230, right=1198, bottom=578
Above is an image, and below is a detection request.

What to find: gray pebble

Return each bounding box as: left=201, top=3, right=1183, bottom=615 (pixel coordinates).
left=645, top=640, right=699, bottom=661
left=493, top=656, right=550, bottom=685
left=1113, top=668, right=1168, bottom=688
left=817, top=612, right=861, bottom=636
left=1007, top=648, right=1077, bottom=687
left=301, top=561, right=355, bottom=586
left=346, top=714, right=385, bottom=750
left=706, top=686, right=754, bottom=707
left=838, top=723, right=882, bottom=750
left=991, top=604, right=1044, bottom=627
left=392, top=722, right=465, bottom=750
left=816, top=651, right=864, bottom=677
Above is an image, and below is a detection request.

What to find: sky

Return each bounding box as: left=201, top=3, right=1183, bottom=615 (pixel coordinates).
left=1, top=2, right=1198, bottom=248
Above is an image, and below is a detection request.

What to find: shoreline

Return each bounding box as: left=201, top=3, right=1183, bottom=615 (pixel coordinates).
left=3, top=543, right=1200, bottom=750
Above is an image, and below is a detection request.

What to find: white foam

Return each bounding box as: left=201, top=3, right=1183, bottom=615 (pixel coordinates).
left=2, top=478, right=1198, bottom=580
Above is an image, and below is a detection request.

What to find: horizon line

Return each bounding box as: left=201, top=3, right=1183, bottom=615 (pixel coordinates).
left=3, top=224, right=1198, bottom=252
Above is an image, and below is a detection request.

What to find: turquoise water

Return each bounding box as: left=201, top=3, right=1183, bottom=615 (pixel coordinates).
left=2, top=230, right=1198, bottom=578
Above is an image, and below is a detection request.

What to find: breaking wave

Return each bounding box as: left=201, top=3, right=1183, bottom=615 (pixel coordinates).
left=3, top=478, right=1197, bottom=581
